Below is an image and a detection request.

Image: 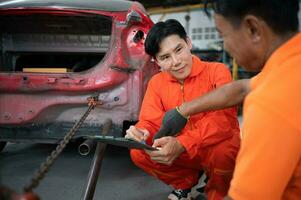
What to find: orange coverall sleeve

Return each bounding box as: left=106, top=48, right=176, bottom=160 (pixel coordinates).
left=211, top=62, right=234, bottom=87
left=135, top=77, right=164, bottom=144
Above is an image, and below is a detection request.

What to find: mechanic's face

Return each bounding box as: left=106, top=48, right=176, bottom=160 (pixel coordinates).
left=155, top=34, right=193, bottom=81
left=214, top=14, right=266, bottom=72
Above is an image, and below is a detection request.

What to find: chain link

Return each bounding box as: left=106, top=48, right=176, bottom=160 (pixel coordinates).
left=24, top=95, right=99, bottom=192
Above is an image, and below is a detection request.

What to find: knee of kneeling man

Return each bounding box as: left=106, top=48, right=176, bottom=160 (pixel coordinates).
left=210, top=148, right=236, bottom=169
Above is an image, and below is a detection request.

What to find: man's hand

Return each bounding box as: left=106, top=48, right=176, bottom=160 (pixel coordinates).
left=146, top=136, right=185, bottom=165
left=125, top=125, right=149, bottom=142
left=146, top=137, right=185, bottom=165
left=153, top=108, right=188, bottom=140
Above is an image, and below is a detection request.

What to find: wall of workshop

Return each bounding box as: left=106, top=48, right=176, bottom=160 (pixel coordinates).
left=151, top=2, right=301, bottom=50
left=150, top=9, right=220, bottom=51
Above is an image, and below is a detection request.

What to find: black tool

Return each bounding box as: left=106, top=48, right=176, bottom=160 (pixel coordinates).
left=85, top=135, right=158, bottom=151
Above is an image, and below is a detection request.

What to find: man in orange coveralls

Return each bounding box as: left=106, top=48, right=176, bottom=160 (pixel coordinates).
left=156, top=1, right=301, bottom=199
left=125, top=19, right=240, bottom=200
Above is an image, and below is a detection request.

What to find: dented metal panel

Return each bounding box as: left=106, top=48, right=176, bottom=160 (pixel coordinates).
left=0, top=0, right=158, bottom=141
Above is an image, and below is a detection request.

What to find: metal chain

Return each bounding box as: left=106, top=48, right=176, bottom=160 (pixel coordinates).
left=24, top=94, right=99, bottom=192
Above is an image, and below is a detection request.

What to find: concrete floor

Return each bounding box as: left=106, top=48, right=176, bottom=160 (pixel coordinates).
left=0, top=143, right=172, bottom=200
left=0, top=116, right=242, bottom=200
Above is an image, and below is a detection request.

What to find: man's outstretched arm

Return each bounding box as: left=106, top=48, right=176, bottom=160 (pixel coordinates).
left=179, top=79, right=251, bottom=117
left=154, top=79, right=251, bottom=140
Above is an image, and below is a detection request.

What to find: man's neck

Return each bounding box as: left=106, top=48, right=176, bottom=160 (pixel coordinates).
left=265, top=31, right=298, bottom=62
left=178, top=79, right=184, bottom=84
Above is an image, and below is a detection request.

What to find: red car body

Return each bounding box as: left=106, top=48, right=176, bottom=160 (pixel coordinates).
left=0, top=0, right=158, bottom=143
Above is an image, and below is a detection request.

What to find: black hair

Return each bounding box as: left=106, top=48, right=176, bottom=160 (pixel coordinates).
left=144, top=19, right=187, bottom=57
left=204, top=0, right=299, bottom=34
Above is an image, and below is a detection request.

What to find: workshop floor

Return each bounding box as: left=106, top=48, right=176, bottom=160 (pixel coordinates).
left=0, top=116, right=242, bottom=199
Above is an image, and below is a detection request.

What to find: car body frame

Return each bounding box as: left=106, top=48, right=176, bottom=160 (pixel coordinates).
left=0, top=0, right=158, bottom=143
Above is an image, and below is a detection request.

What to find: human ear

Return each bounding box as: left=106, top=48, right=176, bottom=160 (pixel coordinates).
left=153, top=57, right=165, bottom=71
left=243, top=15, right=262, bottom=43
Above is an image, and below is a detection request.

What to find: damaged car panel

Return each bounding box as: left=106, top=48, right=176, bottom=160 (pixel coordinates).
left=0, top=0, right=158, bottom=143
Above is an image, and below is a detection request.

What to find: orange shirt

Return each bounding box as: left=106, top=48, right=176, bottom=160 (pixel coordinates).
left=136, top=55, right=240, bottom=159
left=229, top=33, right=301, bottom=200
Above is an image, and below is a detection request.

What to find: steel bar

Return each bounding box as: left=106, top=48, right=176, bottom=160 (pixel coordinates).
left=81, top=119, right=112, bottom=200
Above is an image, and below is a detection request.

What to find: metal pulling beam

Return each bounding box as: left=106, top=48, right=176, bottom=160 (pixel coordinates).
left=81, top=119, right=112, bottom=200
